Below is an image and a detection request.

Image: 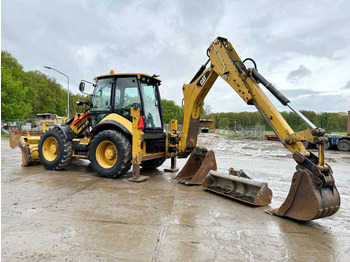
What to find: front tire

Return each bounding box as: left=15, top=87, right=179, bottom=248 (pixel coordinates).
left=89, top=130, right=132, bottom=178
left=38, top=127, right=73, bottom=170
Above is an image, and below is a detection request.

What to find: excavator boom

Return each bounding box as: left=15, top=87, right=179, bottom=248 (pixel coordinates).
left=176, top=37, right=340, bottom=221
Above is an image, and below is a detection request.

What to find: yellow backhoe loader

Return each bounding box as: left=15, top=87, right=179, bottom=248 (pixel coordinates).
left=10, top=37, right=340, bottom=221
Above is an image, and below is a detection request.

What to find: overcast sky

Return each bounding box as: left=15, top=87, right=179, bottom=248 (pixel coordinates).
left=2, top=0, right=350, bottom=113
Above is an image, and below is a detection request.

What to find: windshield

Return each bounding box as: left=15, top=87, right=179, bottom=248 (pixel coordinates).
left=92, top=78, right=113, bottom=111
left=140, top=82, right=162, bottom=129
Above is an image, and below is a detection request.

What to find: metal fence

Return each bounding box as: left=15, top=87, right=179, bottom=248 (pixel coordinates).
left=164, top=123, right=265, bottom=139
left=163, top=124, right=183, bottom=132
left=3, top=120, right=187, bottom=133
left=2, top=119, right=41, bottom=131
left=2, top=119, right=265, bottom=139
left=216, top=125, right=265, bottom=139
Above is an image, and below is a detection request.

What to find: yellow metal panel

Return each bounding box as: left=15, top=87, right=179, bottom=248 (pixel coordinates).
left=179, top=67, right=218, bottom=154
left=130, top=107, right=142, bottom=165
left=72, top=137, right=92, bottom=145
left=170, top=120, right=178, bottom=132
left=99, top=113, right=134, bottom=134
left=208, top=39, right=252, bottom=104
left=72, top=154, right=88, bottom=159
left=70, top=113, right=90, bottom=134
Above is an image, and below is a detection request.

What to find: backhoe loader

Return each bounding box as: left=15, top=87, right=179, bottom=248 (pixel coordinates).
left=10, top=37, right=340, bottom=221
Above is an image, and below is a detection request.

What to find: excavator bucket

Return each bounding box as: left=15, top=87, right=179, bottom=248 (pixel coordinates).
left=266, top=165, right=340, bottom=221
left=202, top=169, right=272, bottom=206
left=175, top=147, right=217, bottom=185
left=10, top=130, right=42, bottom=166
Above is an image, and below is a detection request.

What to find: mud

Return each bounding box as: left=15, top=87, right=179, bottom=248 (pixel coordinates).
left=2, top=134, right=350, bottom=261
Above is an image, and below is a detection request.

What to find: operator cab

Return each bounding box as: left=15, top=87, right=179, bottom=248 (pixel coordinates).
left=86, top=72, right=164, bottom=133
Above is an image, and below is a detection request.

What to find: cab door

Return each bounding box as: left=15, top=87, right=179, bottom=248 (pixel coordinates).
left=90, top=77, right=114, bottom=127
left=139, top=79, right=163, bottom=132
left=113, top=76, right=141, bottom=119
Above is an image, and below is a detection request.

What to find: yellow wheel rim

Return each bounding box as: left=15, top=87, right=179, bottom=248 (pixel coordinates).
left=96, top=141, right=118, bottom=169
left=42, top=137, right=59, bottom=161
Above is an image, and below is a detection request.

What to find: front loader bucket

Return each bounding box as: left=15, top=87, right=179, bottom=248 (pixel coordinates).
left=202, top=169, right=272, bottom=206
left=266, top=165, right=340, bottom=221
left=175, top=148, right=217, bottom=185
left=9, top=130, right=23, bottom=149
left=10, top=130, right=42, bottom=166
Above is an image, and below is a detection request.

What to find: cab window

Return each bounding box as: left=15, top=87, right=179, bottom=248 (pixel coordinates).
left=92, top=78, right=112, bottom=111
left=140, top=82, right=162, bottom=129
left=114, top=77, right=140, bottom=117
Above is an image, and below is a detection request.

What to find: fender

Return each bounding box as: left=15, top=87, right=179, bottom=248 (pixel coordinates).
left=90, top=113, right=134, bottom=136
left=52, top=124, right=76, bottom=140
left=91, top=120, right=132, bottom=136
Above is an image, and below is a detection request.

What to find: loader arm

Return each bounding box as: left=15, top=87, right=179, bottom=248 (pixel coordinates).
left=177, top=37, right=340, bottom=221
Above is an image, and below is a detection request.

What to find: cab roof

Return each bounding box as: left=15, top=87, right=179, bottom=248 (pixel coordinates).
left=95, top=73, right=161, bottom=82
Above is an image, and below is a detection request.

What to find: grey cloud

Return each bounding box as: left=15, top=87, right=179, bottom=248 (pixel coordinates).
left=342, top=81, right=350, bottom=89
left=286, top=65, right=311, bottom=85
left=292, top=93, right=350, bottom=112
left=280, top=88, right=321, bottom=98
left=2, top=0, right=349, bottom=113
left=242, top=0, right=350, bottom=71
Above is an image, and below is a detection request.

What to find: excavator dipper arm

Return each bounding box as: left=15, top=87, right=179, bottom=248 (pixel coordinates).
left=176, top=37, right=340, bottom=221
left=179, top=37, right=309, bottom=156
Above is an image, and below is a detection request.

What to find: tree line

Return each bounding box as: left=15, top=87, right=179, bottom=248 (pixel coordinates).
left=2, top=50, right=347, bottom=132
left=161, top=102, right=348, bottom=132
left=207, top=111, right=348, bottom=132
left=1, top=51, right=86, bottom=119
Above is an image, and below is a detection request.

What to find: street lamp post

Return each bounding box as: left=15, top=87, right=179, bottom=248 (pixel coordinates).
left=44, top=66, right=70, bottom=117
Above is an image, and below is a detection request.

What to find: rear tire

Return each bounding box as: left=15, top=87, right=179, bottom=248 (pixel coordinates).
left=89, top=130, right=132, bottom=178
left=39, top=127, right=73, bottom=170
left=141, top=158, right=165, bottom=170
left=337, top=139, right=350, bottom=151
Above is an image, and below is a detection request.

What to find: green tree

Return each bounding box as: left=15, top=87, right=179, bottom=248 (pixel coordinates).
left=161, top=99, right=182, bottom=124
left=1, top=52, right=32, bottom=118
left=337, top=112, right=348, bottom=131
left=301, top=110, right=319, bottom=126
left=326, top=113, right=340, bottom=131
left=218, top=117, right=230, bottom=129
left=1, top=50, right=89, bottom=119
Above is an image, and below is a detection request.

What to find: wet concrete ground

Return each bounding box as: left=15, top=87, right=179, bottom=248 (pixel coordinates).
left=2, top=133, right=350, bottom=261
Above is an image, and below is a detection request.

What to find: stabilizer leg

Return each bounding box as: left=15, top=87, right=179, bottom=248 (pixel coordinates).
left=164, top=157, right=179, bottom=172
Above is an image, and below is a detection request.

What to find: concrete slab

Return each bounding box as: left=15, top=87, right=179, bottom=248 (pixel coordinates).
left=2, top=134, right=350, bottom=261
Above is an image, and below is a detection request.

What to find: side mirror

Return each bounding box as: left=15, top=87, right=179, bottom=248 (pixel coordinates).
left=79, top=82, right=85, bottom=92
left=76, top=100, right=84, bottom=106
